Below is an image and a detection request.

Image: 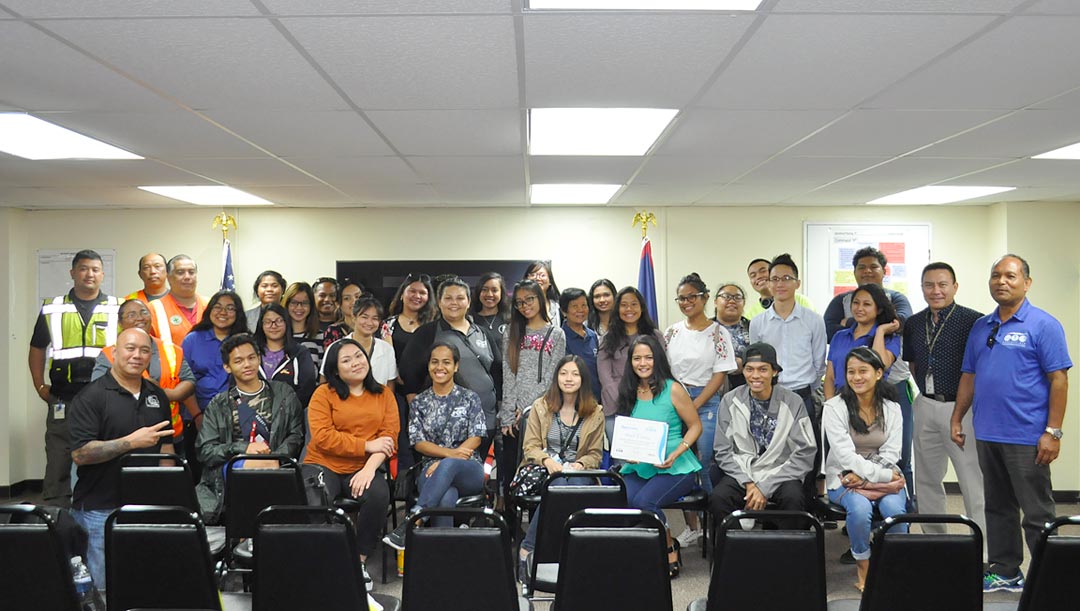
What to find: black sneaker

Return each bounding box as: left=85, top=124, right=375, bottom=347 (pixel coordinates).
left=839, top=548, right=856, bottom=564
left=382, top=522, right=407, bottom=551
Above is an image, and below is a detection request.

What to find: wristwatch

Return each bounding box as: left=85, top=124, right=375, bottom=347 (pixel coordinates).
left=1045, top=427, right=1064, bottom=440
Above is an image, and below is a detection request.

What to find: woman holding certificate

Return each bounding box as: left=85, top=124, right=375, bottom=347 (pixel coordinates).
left=616, top=334, right=702, bottom=578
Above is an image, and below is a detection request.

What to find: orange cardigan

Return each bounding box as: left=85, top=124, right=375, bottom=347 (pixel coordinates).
left=303, top=384, right=399, bottom=475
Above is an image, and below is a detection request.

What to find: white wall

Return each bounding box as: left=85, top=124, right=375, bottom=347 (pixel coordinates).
left=3, top=203, right=1077, bottom=490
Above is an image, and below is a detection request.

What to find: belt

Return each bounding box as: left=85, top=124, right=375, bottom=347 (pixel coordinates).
left=925, top=393, right=956, bottom=403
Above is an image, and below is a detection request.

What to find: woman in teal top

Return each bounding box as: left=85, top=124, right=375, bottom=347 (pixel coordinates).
left=617, top=335, right=702, bottom=578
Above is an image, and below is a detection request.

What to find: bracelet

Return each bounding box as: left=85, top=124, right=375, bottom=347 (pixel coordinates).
left=680, top=441, right=691, bottom=451
left=37, top=383, right=47, bottom=391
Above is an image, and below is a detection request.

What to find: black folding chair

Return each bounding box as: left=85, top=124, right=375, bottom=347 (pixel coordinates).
left=403, top=507, right=531, bottom=611
left=120, top=452, right=226, bottom=556
left=248, top=505, right=400, bottom=611
left=690, top=510, right=825, bottom=611
left=527, top=470, right=627, bottom=599
left=0, top=504, right=81, bottom=611
left=554, top=508, right=670, bottom=611
left=827, top=514, right=982, bottom=611
left=105, top=505, right=222, bottom=611
left=984, top=514, right=1080, bottom=611
left=221, top=454, right=306, bottom=577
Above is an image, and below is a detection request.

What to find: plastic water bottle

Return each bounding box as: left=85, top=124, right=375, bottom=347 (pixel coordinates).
left=70, top=556, right=99, bottom=611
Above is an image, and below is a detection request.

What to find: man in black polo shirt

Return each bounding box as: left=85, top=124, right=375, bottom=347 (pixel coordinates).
left=902, top=262, right=985, bottom=538
left=70, top=327, right=174, bottom=591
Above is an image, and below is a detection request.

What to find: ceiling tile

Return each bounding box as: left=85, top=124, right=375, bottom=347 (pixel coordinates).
left=243, top=185, right=356, bottom=207
left=524, top=13, right=753, bottom=107
left=43, top=18, right=346, bottom=111
left=914, top=109, right=1080, bottom=158
left=631, top=156, right=765, bottom=185
left=613, top=183, right=715, bottom=206
left=699, top=14, right=998, bottom=110
left=0, top=21, right=175, bottom=111
left=529, top=156, right=640, bottom=184
left=0, top=158, right=201, bottom=187
left=163, top=158, right=324, bottom=187
left=736, top=156, right=890, bottom=187
left=261, top=1, right=512, bottom=15
left=773, top=0, right=1029, bottom=13
left=203, top=110, right=393, bottom=157
left=938, top=160, right=1080, bottom=188
left=275, top=157, right=421, bottom=186
left=698, top=183, right=821, bottom=205
left=408, top=156, right=523, bottom=184
left=282, top=15, right=519, bottom=109
left=660, top=110, right=842, bottom=157
left=0, top=1, right=262, bottom=17
left=336, top=182, right=440, bottom=205
left=788, top=110, right=1005, bottom=157
left=1024, top=0, right=1080, bottom=15
left=34, top=111, right=260, bottom=158
left=840, top=157, right=1014, bottom=187
left=869, top=16, right=1080, bottom=110
left=365, top=110, right=521, bottom=155
left=431, top=182, right=525, bottom=205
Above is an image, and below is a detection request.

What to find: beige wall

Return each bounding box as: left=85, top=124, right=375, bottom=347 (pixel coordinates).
left=3, top=203, right=1077, bottom=490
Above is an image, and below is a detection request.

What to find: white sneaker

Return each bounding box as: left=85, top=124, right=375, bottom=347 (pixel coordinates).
left=676, top=528, right=703, bottom=547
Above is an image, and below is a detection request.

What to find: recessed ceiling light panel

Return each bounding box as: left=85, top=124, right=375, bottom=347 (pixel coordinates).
left=0, top=113, right=142, bottom=160
left=867, top=185, right=1015, bottom=205
left=530, top=183, right=621, bottom=204
left=1032, top=142, right=1080, bottom=160
left=529, top=108, right=677, bottom=156
left=138, top=185, right=274, bottom=206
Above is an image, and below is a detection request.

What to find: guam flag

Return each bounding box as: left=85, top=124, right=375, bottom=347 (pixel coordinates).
left=220, top=239, right=235, bottom=292
left=638, top=236, right=658, bottom=323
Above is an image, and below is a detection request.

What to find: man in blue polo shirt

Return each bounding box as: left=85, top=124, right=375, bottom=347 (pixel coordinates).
left=951, top=254, right=1071, bottom=593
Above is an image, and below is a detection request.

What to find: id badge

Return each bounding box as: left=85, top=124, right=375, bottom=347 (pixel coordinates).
left=925, top=372, right=935, bottom=395
left=53, top=400, right=66, bottom=420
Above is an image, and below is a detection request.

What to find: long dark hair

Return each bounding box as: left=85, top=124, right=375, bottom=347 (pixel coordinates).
left=471, top=271, right=510, bottom=317
left=616, top=335, right=674, bottom=416
left=587, top=278, right=617, bottom=331
left=852, top=283, right=900, bottom=332
left=323, top=339, right=384, bottom=399
left=506, top=279, right=550, bottom=374
left=281, top=282, right=319, bottom=339
left=601, top=286, right=658, bottom=358
left=253, top=302, right=300, bottom=355
left=839, top=346, right=898, bottom=434
left=387, top=274, right=437, bottom=323
left=542, top=355, right=599, bottom=420
left=192, top=290, right=247, bottom=335
left=524, top=261, right=560, bottom=307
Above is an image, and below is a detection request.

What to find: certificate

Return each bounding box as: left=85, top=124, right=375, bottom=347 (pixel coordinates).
left=610, top=415, right=669, bottom=464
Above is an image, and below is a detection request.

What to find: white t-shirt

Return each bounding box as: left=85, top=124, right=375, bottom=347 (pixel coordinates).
left=663, top=320, right=738, bottom=387
left=321, top=336, right=399, bottom=386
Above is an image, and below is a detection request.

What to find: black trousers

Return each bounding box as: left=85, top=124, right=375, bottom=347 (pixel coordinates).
left=709, top=474, right=806, bottom=530
left=301, top=464, right=390, bottom=557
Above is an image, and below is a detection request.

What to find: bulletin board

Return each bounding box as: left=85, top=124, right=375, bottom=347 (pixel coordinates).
left=37, top=248, right=117, bottom=303
left=803, top=223, right=930, bottom=313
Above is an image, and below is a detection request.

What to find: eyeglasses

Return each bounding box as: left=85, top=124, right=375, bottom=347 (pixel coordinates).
left=528, top=270, right=549, bottom=280
left=211, top=304, right=237, bottom=313
left=769, top=275, right=797, bottom=284
left=717, top=293, right=745, bottom=303
left=987, top=321, right=1001, bottom=349
left=263, top=318, right=286, bottom=328
left=288, top=300, right=310, bottom=309
left=513, top=295, right=538, bottom=309
left=121, top=310, right=150, bottom=321
left=674, top=292, right=705, bottom=304
left=404, top=273, right=431, bottom=284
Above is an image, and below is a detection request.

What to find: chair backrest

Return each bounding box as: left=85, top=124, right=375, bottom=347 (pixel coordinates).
left=0, top=504, right=81, bottom=611
left=707, top=511, right=825, bottom=611
left=860, top=514, right=982, bottom=611
left=223, top=455, right=306, bottom=541
left=105, top=505, right=222, bottom=611
left=402, top=508, right=518, bottom=611
left=1017, top=515, right=1080, bottom=611
left=120, top=453, right=199, bottom=510
left=533, top=470, right=627, bottom=566
left=253, top=506, right=367, bottom=611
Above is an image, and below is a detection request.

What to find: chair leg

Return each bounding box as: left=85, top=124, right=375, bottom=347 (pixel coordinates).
left=700, top=511, right=708, bottom=559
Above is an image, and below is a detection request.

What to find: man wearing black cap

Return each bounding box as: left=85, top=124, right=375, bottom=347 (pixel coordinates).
left=710, top=343, right=817, bottom=530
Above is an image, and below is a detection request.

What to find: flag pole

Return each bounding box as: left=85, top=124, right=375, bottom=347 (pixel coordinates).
left=633, top=211, right=659, bottom=323
left=212, top=212, right=238, bottom=292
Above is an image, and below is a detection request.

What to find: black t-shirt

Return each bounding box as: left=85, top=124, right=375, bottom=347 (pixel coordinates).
left=70, top=373, right=173, bottom=510
left=30, top=290, right=111, bottom=349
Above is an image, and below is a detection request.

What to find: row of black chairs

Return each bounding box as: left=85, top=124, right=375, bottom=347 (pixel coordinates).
left=691, top=511, right=1079, bottom=611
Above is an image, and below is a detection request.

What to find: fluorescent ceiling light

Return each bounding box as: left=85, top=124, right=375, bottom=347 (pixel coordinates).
left=868, top=186, right=1014, bottom=205
left=138, top=185, right=274, bottom=206
left=531, top=183, right=621, bottom=205
left=529, top=1, right=763, bottom=10
left=0, top=113, right=142, bottom=160
left=530, top=108, right=677, bottom=156
left=1032, top=142, right=1080, bottom=160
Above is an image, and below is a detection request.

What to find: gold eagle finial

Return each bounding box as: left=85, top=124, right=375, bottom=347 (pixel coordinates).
left=212, top=212, right=237, bottom=241
left=632, top=211, right=657, bottom=238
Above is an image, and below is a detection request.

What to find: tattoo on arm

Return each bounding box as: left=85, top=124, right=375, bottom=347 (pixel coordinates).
left=72, top=438, right=132, bottom=466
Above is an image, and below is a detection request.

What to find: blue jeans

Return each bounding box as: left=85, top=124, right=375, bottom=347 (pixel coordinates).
left=684, top=385, right=719, bottom=493
left=416, top=458, right=484, bottom=527
left=72, top=508, right=112, bottom=591
left=828, top=486, right=908, bottom=560
left=623, top=471, right=697, bottom=525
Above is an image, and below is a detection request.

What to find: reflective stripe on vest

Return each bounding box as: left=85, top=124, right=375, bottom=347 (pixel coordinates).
left=43, top=295, right=120, bottom=361
left=149, top=298, right=174, bottom=347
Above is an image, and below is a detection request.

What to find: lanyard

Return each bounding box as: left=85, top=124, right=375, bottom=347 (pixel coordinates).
left=555, top=411, right=582, bottom=460
left=924, top=303, right=957, bottom=356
